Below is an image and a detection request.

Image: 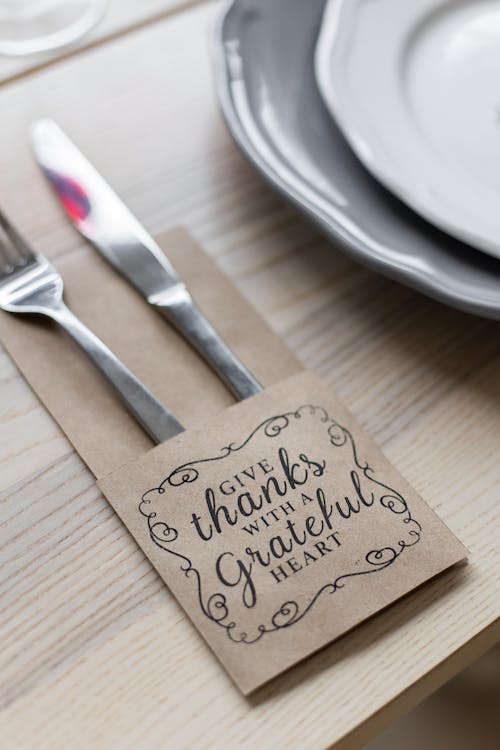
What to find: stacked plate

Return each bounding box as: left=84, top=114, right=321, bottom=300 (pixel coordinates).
left=214, top=0, right=500, bottom=319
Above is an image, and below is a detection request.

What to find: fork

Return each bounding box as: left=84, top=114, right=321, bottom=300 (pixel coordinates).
left=0, top=209, right=184, bottom=443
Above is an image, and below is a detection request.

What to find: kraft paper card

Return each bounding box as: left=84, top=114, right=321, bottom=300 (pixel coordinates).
left=99, top=371, right=467, bottom=694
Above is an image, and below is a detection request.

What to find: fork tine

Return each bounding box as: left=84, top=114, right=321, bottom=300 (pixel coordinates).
left=0, top=208, right=35, bottom=264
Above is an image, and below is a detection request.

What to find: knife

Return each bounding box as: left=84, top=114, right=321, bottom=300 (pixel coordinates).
left=31, top=119, right=262, bottom=402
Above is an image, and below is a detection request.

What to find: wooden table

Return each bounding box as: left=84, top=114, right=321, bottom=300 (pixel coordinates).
left=0, top=2, right=498, bottom=748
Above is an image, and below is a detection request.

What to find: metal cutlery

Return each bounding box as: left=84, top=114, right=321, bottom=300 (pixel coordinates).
left=31, top=119, right=263, bottom=402
left=0, top=209, right=184, bottom=444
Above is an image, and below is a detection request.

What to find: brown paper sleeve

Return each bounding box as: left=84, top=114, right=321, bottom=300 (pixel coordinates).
left=0, top=227, right=302, bottom=478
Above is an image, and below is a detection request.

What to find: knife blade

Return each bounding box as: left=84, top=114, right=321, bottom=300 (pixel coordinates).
left=31, top=119, right=262, bottom=401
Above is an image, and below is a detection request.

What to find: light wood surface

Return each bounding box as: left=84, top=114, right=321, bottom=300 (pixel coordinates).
left=0, top=0, right=202, bottom=85
left=0, top=1, right=498, bottom=748
left=365, top=647, right=499, bottom=750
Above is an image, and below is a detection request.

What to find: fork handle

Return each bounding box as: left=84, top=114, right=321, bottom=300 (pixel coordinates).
left=51, top=302, right=184, bottom=444
left=155, top=290, right=263, bottom=401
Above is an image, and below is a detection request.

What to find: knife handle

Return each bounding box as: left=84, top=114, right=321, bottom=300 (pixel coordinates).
left=155, top=287, right=263, bottom=401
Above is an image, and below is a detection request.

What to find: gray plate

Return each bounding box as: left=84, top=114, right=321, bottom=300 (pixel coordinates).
left=214, top=0, right=500, bottom=319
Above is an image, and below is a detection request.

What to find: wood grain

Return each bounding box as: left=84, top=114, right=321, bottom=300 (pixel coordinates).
left=0, top=0, right=205, bottom=86
left=0, top=1, right=498, bottom=748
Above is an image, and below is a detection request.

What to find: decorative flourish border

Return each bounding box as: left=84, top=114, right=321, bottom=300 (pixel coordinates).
left=139, top=405, right=422, bottom=644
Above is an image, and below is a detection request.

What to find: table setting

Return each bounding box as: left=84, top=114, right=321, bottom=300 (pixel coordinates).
left=0, top=0, right=498, bottom=748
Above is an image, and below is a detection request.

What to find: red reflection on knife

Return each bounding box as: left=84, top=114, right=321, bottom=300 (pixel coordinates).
left=45, top=169, right=91, bottom=223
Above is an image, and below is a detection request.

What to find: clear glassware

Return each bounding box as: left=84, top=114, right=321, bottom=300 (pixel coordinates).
left=0, top=0, right=107, bottom=56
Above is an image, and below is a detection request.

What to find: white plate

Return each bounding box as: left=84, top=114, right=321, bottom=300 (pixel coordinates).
left=215, top=0, right=500, bottom=321
left=315, top=0, right=500, bottom=259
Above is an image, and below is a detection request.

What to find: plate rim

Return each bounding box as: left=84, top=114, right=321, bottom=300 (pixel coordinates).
left=314, top=0, right=500, bottom=259
left=212, top=0, right=500, bottom=320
